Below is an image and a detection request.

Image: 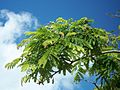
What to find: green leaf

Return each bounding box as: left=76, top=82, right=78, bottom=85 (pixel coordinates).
left=63, top=68, right=66, bottom=75
left=83, top=41, right=93, bottom=49
left=56, top=17, right=67, bottom=23
left=21, top=64, right=29, bottom=72
left=74, top=72, right=81, bottom=83
left=117, top=36, right=120, bottom=40
left=17, top=38, right=30, bottom=48
left=66, top=32, right=77, bottom=37
left=21, top=75, right=31, bottom=86
left=5, top=58, right=21, bottom=69
left=118, top=25, right=120, bottom=30
left=42, top=38, right=58, bottom=48
left=52, top=78, right=54, bottom=84
left=38, top=49, right=50, bottom=68
left=25, top=31, right=37, bottom=36
left=76, top=46, right=85, bottom=53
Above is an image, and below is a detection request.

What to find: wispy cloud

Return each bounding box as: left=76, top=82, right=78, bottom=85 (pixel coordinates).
left=0, top=9, right=77, bottom=90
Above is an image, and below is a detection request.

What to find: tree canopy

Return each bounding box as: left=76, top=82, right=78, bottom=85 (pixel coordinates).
left=5, top=17, right=120, bottom=90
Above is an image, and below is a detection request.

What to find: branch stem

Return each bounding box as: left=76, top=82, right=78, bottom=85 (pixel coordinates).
left=102, top=50, right=120, bottom=54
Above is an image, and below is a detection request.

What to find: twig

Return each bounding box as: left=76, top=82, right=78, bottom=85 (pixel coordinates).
left=80, top=79, right=100, bottom=90
left=102, top=50, right=120, bottom=54
left=51, top=70, right=59, bottom=78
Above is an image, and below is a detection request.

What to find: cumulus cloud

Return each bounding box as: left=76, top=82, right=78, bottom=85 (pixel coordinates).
left=0, top=9, right=39, bottom=64
left=0, top=9, right=77, bottom=90
left=0, top=10, right=38, bottom=44
left=0, top=9, right=39, bottom=90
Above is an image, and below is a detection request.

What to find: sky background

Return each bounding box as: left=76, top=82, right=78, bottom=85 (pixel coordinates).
left=0, top=0, right=120, bottom=90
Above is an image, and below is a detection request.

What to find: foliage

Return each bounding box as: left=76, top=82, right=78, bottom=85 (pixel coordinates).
left=5, top=17, right=120, bottom=89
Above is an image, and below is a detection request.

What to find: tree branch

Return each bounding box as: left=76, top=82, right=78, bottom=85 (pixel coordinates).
left=102, top=50, right=120, bottom=54
left=50, top=70, right=59, bottom=78
left=80, top=79, right=100, bottom=90
left=70, top=58, right=80, bottom=64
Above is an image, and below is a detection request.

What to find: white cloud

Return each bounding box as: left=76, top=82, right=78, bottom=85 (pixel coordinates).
left=0, top=9, right=39, bottom=90
left=0, top=9, right=38, bottom=44
left=0, top=9, right=77, bottom=90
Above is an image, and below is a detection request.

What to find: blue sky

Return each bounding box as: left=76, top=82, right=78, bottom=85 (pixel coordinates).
left=0, top=0, right=120, bottom=29
left=0, top=0, right=120, bottom=90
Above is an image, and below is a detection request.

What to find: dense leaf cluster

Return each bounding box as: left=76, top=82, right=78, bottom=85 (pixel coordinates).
left=5, top=17, right=120, bottom=89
